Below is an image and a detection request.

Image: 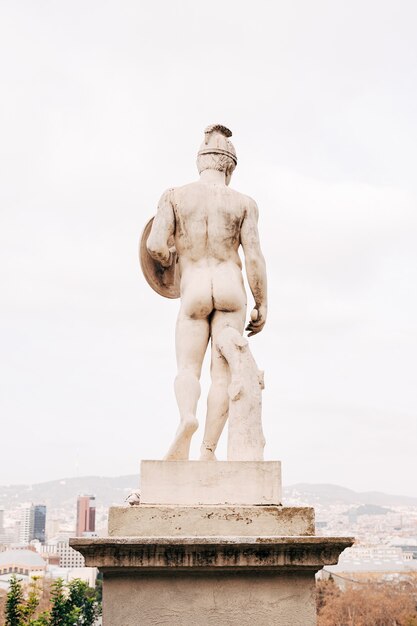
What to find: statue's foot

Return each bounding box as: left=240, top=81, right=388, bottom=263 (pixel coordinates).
left=199, top=441, right=217, bottom=461
left=164, top=417, right=198, bottom=460
left=199, top=449, right=217, bottom=461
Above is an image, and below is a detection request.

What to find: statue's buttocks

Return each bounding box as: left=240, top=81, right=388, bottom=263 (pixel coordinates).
left=180, top=261, right=246, bottom=319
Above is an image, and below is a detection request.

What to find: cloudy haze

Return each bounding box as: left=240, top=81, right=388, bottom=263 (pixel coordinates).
left=0, top=1, right=416, bottom=495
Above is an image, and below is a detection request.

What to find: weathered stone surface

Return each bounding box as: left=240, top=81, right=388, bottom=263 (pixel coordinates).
left=70, top=535, right=353, bottom=571
left=217, top=327, right=265, bottom=461
left=140, top=460, right=281, bottom=505
left=103, top=571, right=317, bottom=626
left=71, top=531, right=353, bottom=625
left=108, top=505, right=314, bottom=537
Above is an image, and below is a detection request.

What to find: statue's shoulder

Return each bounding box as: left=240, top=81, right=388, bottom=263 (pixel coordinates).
left=168, top=181, right=202, bottom=203
left=174, top=181, right=200, bottom=193
left=158, top=187, right=176, bottom=204
left=228, top=187, right=258, bottom=211
left=159, top=184, right=196, bottom=205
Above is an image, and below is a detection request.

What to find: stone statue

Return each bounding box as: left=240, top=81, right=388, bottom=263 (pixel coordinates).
left=141, top=125, right=267, bottom=461
left=72, top=124, right=352, bottom=626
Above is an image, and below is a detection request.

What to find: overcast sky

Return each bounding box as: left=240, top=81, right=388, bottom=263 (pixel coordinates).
left=0, top=0, right=416, bottom=496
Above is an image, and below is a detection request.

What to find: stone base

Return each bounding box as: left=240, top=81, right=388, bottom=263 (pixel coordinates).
left=108, top=504, right=315, bottom=537
left=103, top=570, right=316, bottom=626
left=70, top=535, right=354, bottom=626
left=140, top=460, right=282, bottom=505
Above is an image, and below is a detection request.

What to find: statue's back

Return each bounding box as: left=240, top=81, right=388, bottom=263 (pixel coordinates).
left=172, top=181, right=246, bottom=265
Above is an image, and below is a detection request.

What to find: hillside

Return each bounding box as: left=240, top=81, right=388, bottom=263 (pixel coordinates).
left=0, top=475, right=138, bottom=510
left=0, top=476, right=416, bottom=510
left=285, top=483, right=417, bottom=507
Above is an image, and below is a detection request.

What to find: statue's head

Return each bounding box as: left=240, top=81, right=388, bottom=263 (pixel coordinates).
left=197, top=124, right=237, bottom=185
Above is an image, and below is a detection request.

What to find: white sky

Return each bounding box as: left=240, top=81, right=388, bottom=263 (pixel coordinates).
left=0, top=0, right=416, bottom=495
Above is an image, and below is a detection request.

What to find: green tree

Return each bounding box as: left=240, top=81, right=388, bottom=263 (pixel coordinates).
left=30, top=614, right=50, bottom=626
left=48, top=579, right=74, bottom=626
left=67, top=579, right=100, bottom=625
left=21, top=577, right=42, bottom=625
left=94, top=574, right=102, bottom=606
left=48, top=578, right=100, bottom=626
left=2, top=576, right=100, bottom=626
left=5, top=575, right=24, bottom=626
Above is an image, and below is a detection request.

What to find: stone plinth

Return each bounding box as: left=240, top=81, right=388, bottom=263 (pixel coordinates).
left=140, top=460, right=281, bottom=505
left=108, top=505, right=315, bottom=537
left=71, top=536, right=353, bottom=626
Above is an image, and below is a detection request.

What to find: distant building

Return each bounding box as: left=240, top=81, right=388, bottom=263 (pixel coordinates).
left=42, top=535, right=86, bottom=568
left=390, top=537, right=417, bottom=559
left=19, top=507, right=34, bottom=544
left=57, top=538, right=85, bottom=568
left=33, top=505, right=46, bottom=543
left=319, top=544, right=417, bottom=589
left=0, top=549, right=46, bottom=581
left=0, top=509, right=4, bottom=533
left=76, top=495, right=96, bottom=536
left=48, top=566, right=97, bottom=587
left=46, top=518, right=64, bottom=540
left=18, top=505, right=47, bottom=544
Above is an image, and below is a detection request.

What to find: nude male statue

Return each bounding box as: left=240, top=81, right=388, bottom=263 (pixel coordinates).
left=145, top=124, right=267, bottom=461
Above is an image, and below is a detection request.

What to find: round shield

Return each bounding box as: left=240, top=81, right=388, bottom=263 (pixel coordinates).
left=139, top=217, right=180, bottom=299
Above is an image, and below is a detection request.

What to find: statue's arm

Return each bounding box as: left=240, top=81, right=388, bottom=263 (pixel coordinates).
left=146, top=189, right=175, bottom=267
left=240, top=197, right=268, bottom=336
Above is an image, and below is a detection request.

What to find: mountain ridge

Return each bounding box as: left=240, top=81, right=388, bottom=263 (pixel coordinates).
left=0, top=476, right=416, bottom=509
left=286, top=483, right=417, bottom=506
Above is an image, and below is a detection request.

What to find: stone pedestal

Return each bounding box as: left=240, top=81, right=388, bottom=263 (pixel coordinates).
left=108, top=504, right=314, bottom=537
left=70, top=461, right=353, bottom=626
left=140, top=460, right=281, bottom=505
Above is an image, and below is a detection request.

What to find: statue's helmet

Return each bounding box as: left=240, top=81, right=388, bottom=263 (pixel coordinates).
left=197, top=124, right=237, bottom=166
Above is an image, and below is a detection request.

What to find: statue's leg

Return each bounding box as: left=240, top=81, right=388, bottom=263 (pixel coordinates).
left=164, top=311, right=209, bottom=461
left=199, top=308, right=245, bottom=461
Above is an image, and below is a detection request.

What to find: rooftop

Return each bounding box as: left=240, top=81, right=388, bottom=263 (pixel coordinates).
left=0, top=549, right=46, bottom=567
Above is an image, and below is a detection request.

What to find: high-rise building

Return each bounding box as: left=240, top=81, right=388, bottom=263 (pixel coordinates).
left=76, top=495, right=96, bottom=536
left=33, top=505, right=46, bottom=543
left=19, top=507, right=34, bottom=544
left=19, top=505, right=47, bottom=544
